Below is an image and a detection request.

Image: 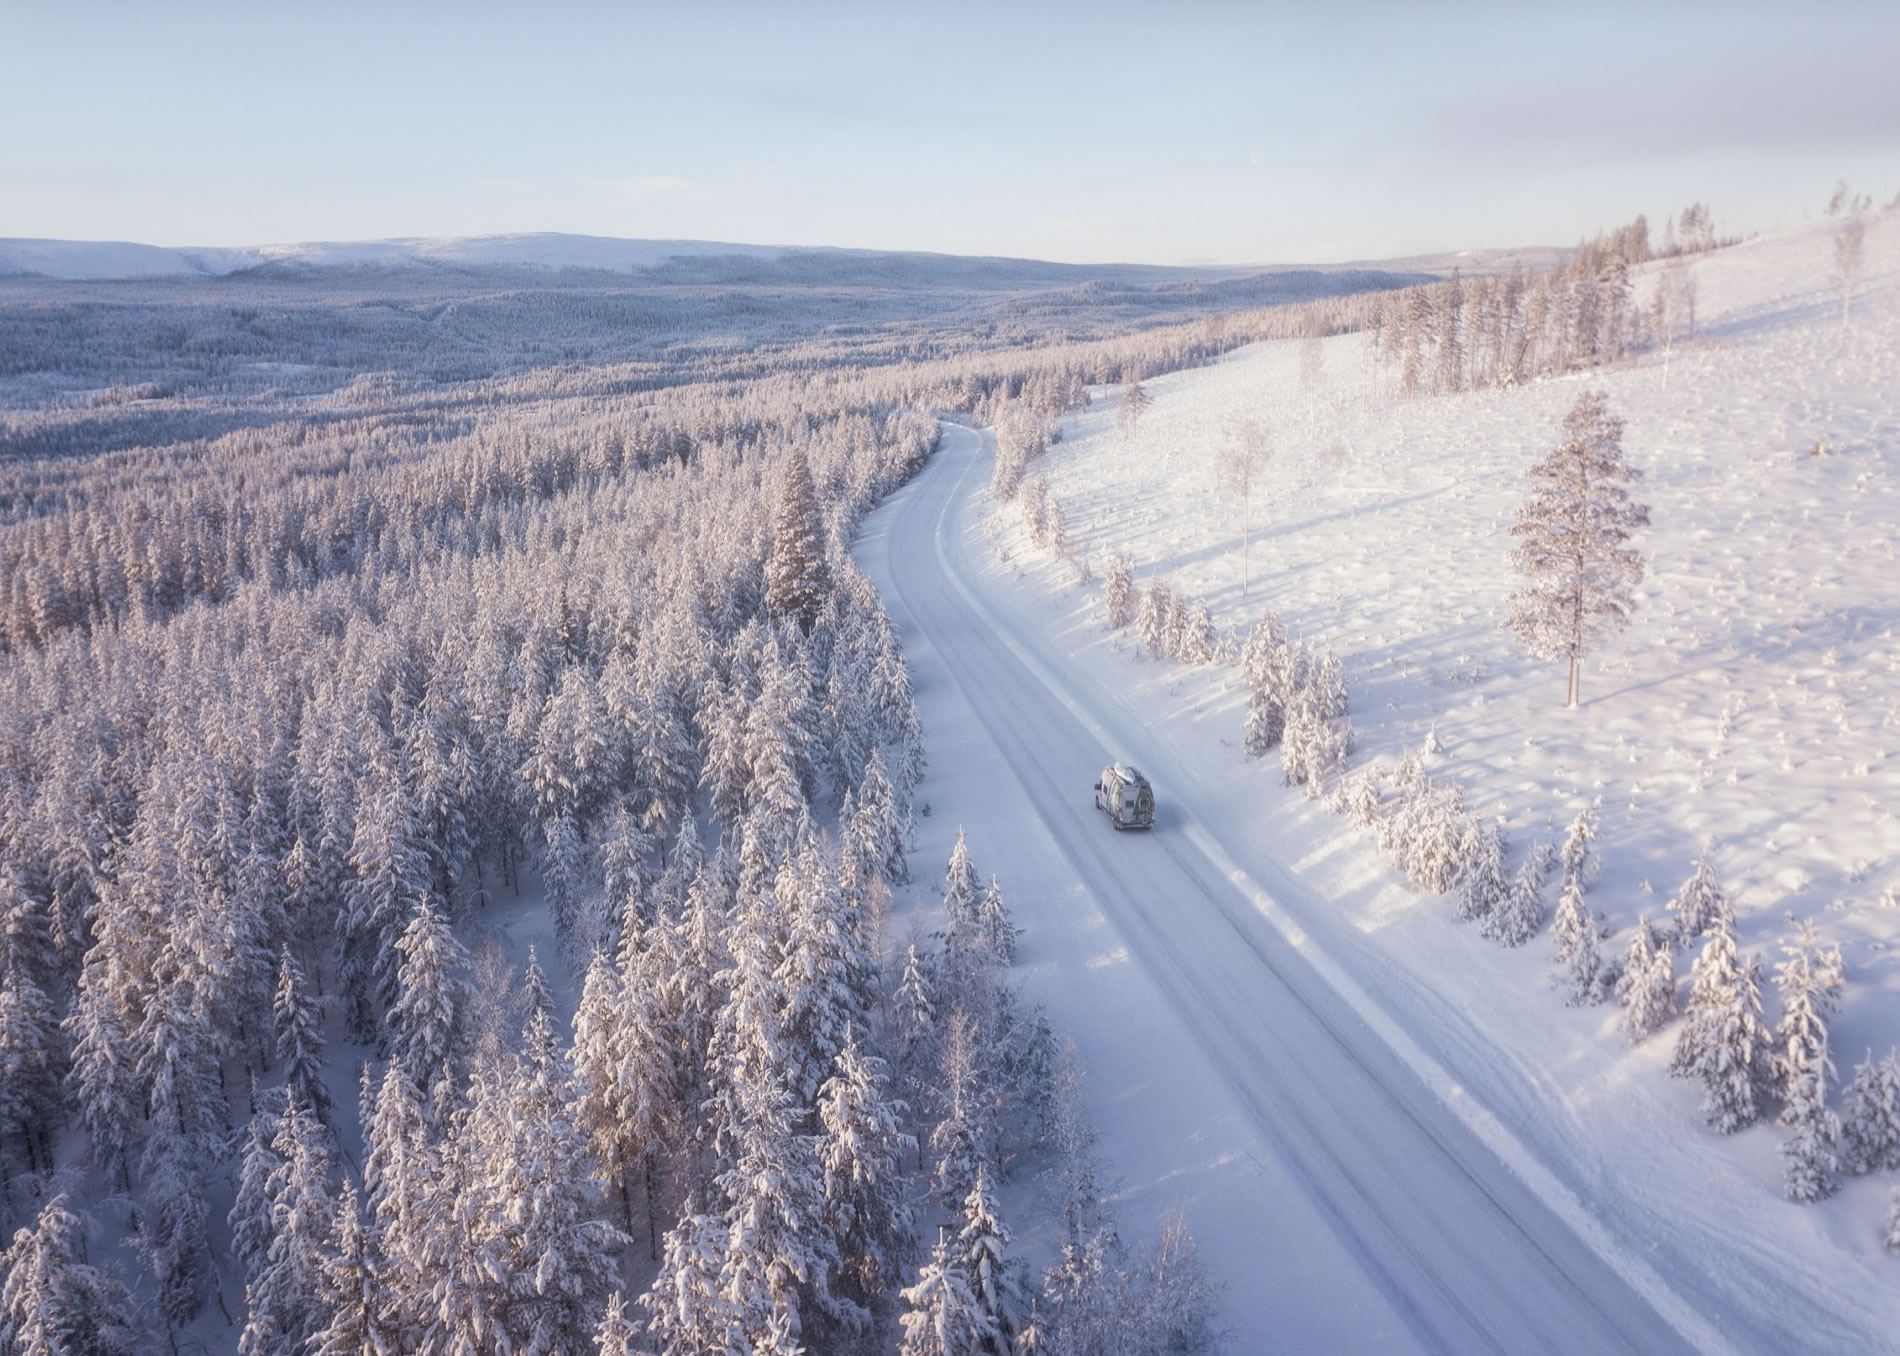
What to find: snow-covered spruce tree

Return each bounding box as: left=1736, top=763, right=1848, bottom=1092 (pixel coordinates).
left=0, top=1193, right=138, bottom=1356
left=1670, top=900, right=1774, bottom=1134
left=1507, top=390, right=1649, bottom=708
left=362, top=1061, right=436, bottom=1342
left=135, top=974, right=219, bottom=1330
left=713, top=1054, right=838, bottom=1351
left=1483, top=858, right=1547, bottom=947
left=1775, top=920, right=1845, bottom=1201
left=957, top=1162, right=1027, bottom=1353
left=976, top=875, right=1021, bottom=968
left=309, top=1182, right=399, bottom=1356
left=1839, top=1050, right=1900, bottom=1176
left=1456, top=817, right=1508, bottom=923
left=938, top=829, right=986, bottom=992
left=1135, top=582, right=1170, bottom=661
left=1668, top=847, right=1725, bottom=945
left=1558, top=799, right=1600, bottom=892
left=1614, top=916, right=1677, bottom=1044
left=1117, top=376, right=1152, bottom=441
left=342, top=733, right=431, bottom=1038
left=62, top=957, right=139, bottom=1188
left=1180, top=600, right=1215, bottom=666
left=239, top=1092, right=333, bottom=1356
left=1551, top=876, right=1607, bottom=1005
left=900, top=1232, right=994, bottom=1356
left=774, top=841, right=871, bottom=1111
left=1378, top=777, right=1464, bottom=893
left=1163, top=591, right=1190, bottom=661
left=852, top=748, right=909, bottom=884
left=818, top=1024, right=917, bottom=1321
left=0, top=957, right=62, bottom=1174
left=542, top=810, right=588, bottom=947
left=1102, top=553, right=1137, bottom=631
left=767, top=452, right=831, bottom=635
left=273, top=946, right=330, bottom=1125
left=434, top=970, right=627, bottom=1355
left=230, top=1097, right=285, bottom=1307
left=1887, top=1188, right=1900, bottom=1255
left=1774, top=920, right=1845, bottom=1107
left=642, top=1200, right=738, bottom=1355
left=388, top=892, right=469, bottom=1097
left=1280, top=690, right=1353, bottom=795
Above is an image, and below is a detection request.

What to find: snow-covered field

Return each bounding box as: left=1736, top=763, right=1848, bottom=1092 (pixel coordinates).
left=962, top=216, right=1900, bottom=1350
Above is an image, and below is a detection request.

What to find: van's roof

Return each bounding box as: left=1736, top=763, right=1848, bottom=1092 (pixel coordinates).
left=1108, top=763, right=1148, bottom=785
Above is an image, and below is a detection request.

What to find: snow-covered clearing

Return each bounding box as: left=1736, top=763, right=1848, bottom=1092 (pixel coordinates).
left=963, top=215, right=1900, bottom=1351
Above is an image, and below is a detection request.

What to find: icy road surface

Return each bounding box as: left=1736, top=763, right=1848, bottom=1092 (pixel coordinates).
left=859, top=420, right=1710, bottom=1354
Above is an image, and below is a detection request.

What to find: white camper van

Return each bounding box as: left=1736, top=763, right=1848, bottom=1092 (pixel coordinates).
left=1093, top=763, right=1155, bottom=830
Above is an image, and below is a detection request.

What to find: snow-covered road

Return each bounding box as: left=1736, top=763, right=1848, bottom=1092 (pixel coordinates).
left=861, top=420, right=1708, bottom=1354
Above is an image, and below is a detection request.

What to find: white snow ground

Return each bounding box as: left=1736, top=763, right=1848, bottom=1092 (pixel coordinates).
left=940, top=215, right=1900, bottom=1352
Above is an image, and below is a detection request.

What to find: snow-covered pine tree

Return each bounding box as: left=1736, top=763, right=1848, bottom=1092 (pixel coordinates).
left=766, top=453, right=831, bottom=635
left=957, top=1162, right=1026, bottom=1353
left=1280, top=689, right=1353, bottom=794
left=1551, top=876, right=1606, bottom=1005
left=273, top=946, right=330, bottom=1125
left=239, top=1092, right=333, bottom=1356
left=1507, top=390, right=1649, bottom=707
left=1117, top=376, right=1152, bottom=441
left=230, top=1096, right=285, bottom=1299
left=1782, top=1054, right=1842, bottom=1204
left=362, top=1061, right=437, bottom=1343
left=1838, top=1049, right=1900, bottom=1176
left=1163, top=590, right=1189, bottom=661
left=309, top=1181, right=399, bottom=1356
left=1671, top=900, right=1774, bottom=1133
left=852, top=748, right=908, bottom=884
left=1614, top=916, right=1677, bottom=1044
left=1134, top=582, right=1168, bottom=661
left=1775, top=920, right=1845, bottom=1109
left=817, top=1024, right=917, bottom=1321
left=63, top=956, right=139, bottom=1187
left=0, top=958, right=62, bottom=1174
left=899, top=1233, right=996, bottom=1356
left=1483, top=858, right=1546, bottom=947
left=975, top=875, right=1020, bottom=968
left=1559, top=799, right=1599, bottom=891
left=938, top=829, right=986, bottom=990
left=641, top=1199, right=737, bottom=1356
left=1240, top=614, right=1291, bottom=754
left=1775, top=920, right=1844, bottom=1200
left=1456, top=817, right=1507, bottom=923
left=1669, top=847, right=1725, bottom=944
left=388, top=893, right=469, bottom=1097
left=135, top=975, right=218, bottom=1329
left=542, top=810, right=587, bottom=945
left=713, top=1053, right=838, bottom=1351
left=1102, top=553, right=1136, bottom=630
left=0, top=1193, right=137, bottom=1356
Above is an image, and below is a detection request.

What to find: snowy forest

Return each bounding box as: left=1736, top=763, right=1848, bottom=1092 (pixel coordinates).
left=0, top=258, right=1336, bottom=1353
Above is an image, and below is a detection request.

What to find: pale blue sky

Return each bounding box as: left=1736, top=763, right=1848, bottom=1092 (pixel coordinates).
left=5, top=1, right=1897, bottom=264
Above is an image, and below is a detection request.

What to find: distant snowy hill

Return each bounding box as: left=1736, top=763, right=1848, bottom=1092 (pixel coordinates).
left=0, top=230, right=1459, bottom=287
